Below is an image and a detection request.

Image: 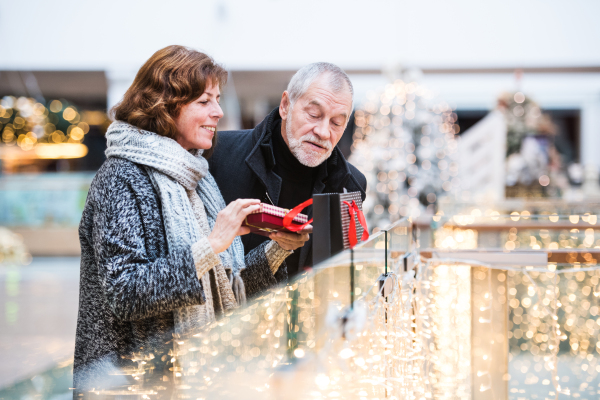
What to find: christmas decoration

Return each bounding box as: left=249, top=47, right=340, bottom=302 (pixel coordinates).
left=499, top=92, right=569, bottom=197
left=349, top=79, right=459, bottom=229
left=0, top=227, right=30, bottom=265
left=0, top=96, right=89, bottom=150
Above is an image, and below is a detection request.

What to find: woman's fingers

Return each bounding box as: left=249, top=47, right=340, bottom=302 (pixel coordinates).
left=233, top=198, right=260, bottom=211
left=225, top=199, right=260, bottom=220
left=239, top=198, right=261, bottom=206
left=239, top=204, right=261, bottom=216
left=209, top=200, right=260, bottom=253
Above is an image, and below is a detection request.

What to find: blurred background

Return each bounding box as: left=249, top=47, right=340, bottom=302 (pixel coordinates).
left=1, top=0, right=599, bottom=395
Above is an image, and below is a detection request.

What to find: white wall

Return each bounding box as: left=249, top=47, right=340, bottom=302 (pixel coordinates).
left=2, top=0, right=599, bottom=167
left=1, top=0, right=599, bottom=71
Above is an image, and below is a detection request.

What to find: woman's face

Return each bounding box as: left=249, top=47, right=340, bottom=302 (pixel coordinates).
left=174, top=82, right=223, bottom=151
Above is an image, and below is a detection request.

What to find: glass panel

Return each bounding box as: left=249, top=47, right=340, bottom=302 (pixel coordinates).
left=10, top=207, right=600, bottom=399
left=425, top=211, right=600, bottom=399
left=168, top=220, right=415, bottom=399
left=387, top=218, right=413, bottom=273
left=507, top=267, right=600, bottom=398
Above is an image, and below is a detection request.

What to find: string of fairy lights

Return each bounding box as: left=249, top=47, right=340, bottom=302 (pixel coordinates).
left=82, top=211, right=600, bottom=399
left=0, top=96, right=90, bottom=149
left=432, top=211, right=600, bottom=399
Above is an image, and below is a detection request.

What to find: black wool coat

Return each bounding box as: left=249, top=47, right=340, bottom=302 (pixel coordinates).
left=209, top=108, right=367, bottom=272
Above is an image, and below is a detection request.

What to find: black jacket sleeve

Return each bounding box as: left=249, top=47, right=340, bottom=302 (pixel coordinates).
left=93, top=171, right=205, bottom=321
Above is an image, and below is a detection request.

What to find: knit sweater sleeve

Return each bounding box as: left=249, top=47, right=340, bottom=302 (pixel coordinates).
left=264, top=241, right=292, bottom=274
left=93, top=166, right=206, bottom=321
left=240, top=241, right=289, bottom=298
left=190, top=237, right=222, bottom=277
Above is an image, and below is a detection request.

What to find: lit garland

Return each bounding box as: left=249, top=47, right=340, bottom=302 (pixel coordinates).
left=349, top=79, right=459, bottom=229
left=79, top=214, right=600, bottom=399
left=432, top=211, right=600, bottom=399
left=0, top=96, right=90, bottom=150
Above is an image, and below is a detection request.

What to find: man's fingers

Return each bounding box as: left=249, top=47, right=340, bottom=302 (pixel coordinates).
left=269, top=238, right=298, bottom=248
left=270, top=232, right=310, bottom=243
left=298, top=224, right=313, bottom=234
left=278, top=232, right=310, bottom=241
left=237, top=226, right=251, bottom=236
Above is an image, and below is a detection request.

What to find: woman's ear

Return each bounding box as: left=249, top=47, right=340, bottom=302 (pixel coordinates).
left=279, top=91, right=291, bottom=120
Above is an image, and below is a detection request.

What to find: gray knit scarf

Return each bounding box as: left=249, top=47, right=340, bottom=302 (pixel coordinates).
left=104, top=121, right=246, bottom=331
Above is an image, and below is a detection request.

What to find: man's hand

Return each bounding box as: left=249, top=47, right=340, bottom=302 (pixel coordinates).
left=269, top=229, right=311, bottom=251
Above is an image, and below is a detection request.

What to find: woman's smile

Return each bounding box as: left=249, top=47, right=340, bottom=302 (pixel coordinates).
left=201, top=126, right=216, bottom=137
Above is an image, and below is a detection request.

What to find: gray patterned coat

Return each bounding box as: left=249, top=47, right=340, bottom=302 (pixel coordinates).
left=74, top=157, right=287, bottom=395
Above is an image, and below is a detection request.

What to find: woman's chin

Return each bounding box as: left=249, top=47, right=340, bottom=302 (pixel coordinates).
left=191, top=140, right=213, bottom=151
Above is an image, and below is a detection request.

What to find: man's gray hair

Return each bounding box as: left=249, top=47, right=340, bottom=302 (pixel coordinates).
left=286, top=62, right=354, bottom=109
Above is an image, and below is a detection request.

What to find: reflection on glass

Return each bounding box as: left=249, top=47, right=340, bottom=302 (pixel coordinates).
left=4, top=213, right=600, bottom=400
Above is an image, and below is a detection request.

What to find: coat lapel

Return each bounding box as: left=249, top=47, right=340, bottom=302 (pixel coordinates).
left=245, top=110, right=282, bottom=205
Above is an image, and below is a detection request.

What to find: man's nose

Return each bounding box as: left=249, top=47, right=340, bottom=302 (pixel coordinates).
left=313, top=118, right=331, bottom=140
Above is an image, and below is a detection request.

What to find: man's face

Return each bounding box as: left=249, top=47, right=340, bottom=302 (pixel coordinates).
left=279, top=76, right=352, bottom=167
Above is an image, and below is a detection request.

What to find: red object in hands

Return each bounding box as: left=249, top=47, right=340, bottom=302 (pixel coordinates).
left=282, top=199, right=313, bottom=232
left=243, top=202, right=310, bottom=236
left=342, top=200, right=369, bottom=248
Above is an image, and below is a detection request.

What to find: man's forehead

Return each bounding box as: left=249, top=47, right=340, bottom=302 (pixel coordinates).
left=301, top=85, right=352, bottom=115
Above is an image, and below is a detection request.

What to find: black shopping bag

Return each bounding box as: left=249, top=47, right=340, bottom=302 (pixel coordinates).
left=312, top=192, right=369, bottom=265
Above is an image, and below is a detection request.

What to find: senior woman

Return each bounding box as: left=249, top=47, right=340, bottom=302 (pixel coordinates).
left=73, top=46, right=309, bottom=394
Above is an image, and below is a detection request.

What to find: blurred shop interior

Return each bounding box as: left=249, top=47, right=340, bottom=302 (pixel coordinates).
left=1, top=0, right=600, bottom=396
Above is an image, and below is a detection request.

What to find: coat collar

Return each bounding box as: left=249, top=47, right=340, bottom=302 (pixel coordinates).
left=245, top=108, right=281, bottom=204
left=245, top=107, right=363, bottom=204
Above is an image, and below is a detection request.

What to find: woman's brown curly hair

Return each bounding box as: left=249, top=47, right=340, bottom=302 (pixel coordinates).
left=111, top=45, right=227, bottom=158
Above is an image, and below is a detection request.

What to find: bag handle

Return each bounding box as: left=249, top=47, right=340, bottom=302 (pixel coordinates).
left=282, top=198, right=313, bottom=232
left=342, top=200, right=369, bottom=248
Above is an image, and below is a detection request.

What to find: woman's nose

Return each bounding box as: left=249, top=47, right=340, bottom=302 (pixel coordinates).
left=212, top=103, right=224, bottom=119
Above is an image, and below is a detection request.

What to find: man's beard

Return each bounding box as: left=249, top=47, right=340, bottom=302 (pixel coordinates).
left=285, top=112, right=333, bottom=167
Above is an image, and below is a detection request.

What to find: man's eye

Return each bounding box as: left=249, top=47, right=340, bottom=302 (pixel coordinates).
left=309, top=114, right=318, bottom=118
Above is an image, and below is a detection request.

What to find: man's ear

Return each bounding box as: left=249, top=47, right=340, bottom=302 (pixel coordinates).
left=279, top=91, right=290, bottom=120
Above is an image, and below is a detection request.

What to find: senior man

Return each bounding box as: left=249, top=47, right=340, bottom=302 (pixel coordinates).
left=209, top=62, right=367, bottom=280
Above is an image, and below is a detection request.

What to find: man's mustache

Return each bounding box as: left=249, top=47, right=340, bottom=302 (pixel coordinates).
left=301, top=134, right=332, bottom=151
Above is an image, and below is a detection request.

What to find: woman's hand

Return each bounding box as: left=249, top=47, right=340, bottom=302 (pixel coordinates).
left=208, top=199, right=260, bottom=254
left=269, top=228, right=311, bottom=251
